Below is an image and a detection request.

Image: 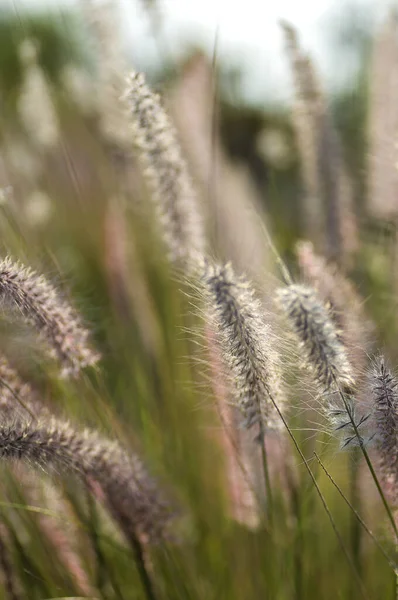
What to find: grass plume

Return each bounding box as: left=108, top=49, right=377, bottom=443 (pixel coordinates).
left=277, top=283, right=354, bottom=393
left=370, top=357, right=398, bottom=495
left=0, top=257, right=99, bottom=378
left=296, top=240, right=374, bottom=377
left=0, top=415, right=173, bottom=544
left=281, top=21, right=357, bottom=263
left=123, top=71, right=206, bottom=265
left=203, top=260, right=283, bottom=432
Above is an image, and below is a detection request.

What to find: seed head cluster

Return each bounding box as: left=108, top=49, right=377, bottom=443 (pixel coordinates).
left=296, top=241, right=374, bottom=377
left=123, top=71, right=206, bottom=266
left=0, top=257, right=100, bottom=377
left=203, top=261, right=282, bottom=432
left=370, top=358, right=398, bottom=485
left=0, top=415, right=172, bottom=542
left=277, top=284, right=354, bottom=393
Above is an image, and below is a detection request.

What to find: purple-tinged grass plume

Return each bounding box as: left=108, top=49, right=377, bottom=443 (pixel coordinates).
left=202, top=261, right=283, bottom=433
left=370, top=357, right=398, bottom=492
left=123, top=71, right=206, bottom=266
left=0, top=257, right=99, bottom=378
left=0, top=415, right=172, bottom=544
left=296, top=240, right=374, bottom=378
left=281, top=21, right=357, bottom=264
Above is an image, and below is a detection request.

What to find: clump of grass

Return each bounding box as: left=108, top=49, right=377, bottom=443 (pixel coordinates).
left=3, top=8, right=398, bottom=600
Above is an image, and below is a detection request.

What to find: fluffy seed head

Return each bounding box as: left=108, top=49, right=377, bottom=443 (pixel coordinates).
left=0, top=415, right=172, bottom=543
left=203, top=261, right=282, bottom=432
left=370, top=357, right=398, bottom=483
left=0, top=257, right=100, bottom=377
left=296, top=241, right=374, bottom=377
left=276, top=284, right=354, bottom=392
left=123, top=71, right=206, bottom=266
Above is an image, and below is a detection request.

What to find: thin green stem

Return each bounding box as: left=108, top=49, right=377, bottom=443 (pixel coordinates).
left=259, top=419, right=273, bottom=526
left=269, top=394, right=369, bottom=600
left=338, top=389, right=398, bottom=542
left=128, top=531, right=158, bottom=600
left=350, top=450, right=363, bottom=594
left=314, top=452, right=396, bottom=571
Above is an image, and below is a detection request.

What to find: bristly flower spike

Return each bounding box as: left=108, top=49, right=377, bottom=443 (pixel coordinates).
left=0, top=257, right=100, bottom=378
left=123, top=71, right=206, bottom=267
left=276, top=284, right=354, bottom=393
left=370, top=357, right=398, bottom=488
left=275, top=284, right=367, bottom=447
left=203, top=260, right=283, bottom=432
left=0, top=415, right=172, bottom=544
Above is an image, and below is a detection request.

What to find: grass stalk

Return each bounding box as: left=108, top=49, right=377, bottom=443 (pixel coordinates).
left=259, top=420, right=274, bottom=526
left=269, top=393, right=370, bottom=600
left=314, top=452, right=396, bottom=570
left=128, top=532, right=159, bottom=600
left=337, top=389, right=398, bottom=542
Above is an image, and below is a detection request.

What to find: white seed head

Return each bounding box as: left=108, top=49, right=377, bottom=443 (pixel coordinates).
left=123, top=71, right=206, bottom=266
left=203, top=261, right=283, bottom=432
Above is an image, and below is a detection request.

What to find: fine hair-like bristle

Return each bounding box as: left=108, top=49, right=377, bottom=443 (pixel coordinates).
left=276, top=284, right=354, bottom=393
left=123, top=71, right=206, bottom=266
left=370, top=357, right=398, bottom=486
left=0, top=415, right=172, bottom=543
left=0, top=257, right=100, bottom=378
left=202, top=261, right=282, bottom=432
